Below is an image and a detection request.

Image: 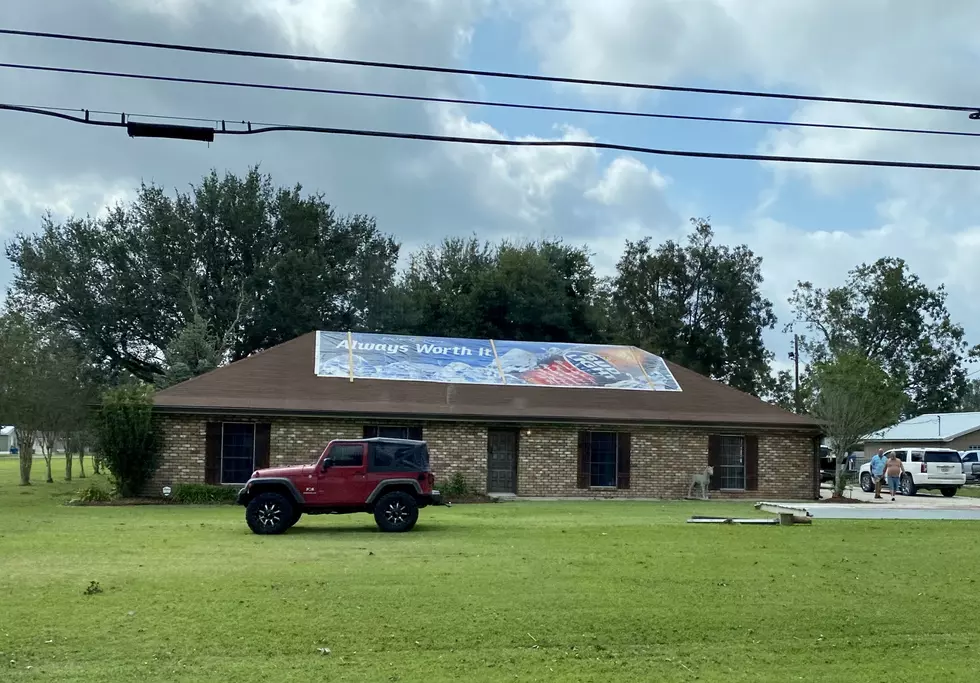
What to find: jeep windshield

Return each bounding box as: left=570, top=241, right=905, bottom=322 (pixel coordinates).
left=924, top=451, right=961, bottom=463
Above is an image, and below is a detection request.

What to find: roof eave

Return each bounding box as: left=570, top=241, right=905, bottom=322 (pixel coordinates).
left=152, top=403, right=821, bottom=432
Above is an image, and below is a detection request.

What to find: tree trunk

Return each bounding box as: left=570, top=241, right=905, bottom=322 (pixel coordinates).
left=78, top=445, right=86, bottom=479
left=65, top=451, right=73, bottom=481
left=18, top=446, right=33, bottom=486
left=834, top=451, right=848, bottom=497
left=42, top=435, right=55, bottom=484
left=93, top=453, right=101, bottom=475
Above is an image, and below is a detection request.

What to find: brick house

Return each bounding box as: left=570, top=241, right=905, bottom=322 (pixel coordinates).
left=152, top=332, right=822, bottom=500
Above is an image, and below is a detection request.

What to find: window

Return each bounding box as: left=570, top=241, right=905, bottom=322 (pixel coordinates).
left=717, top=436, right=746, bottom=490
left=910, top=451, right=924, bottom=463
left=577, top=432, right=631, bottom=489
left=964, top=452, right=978, bottom=463
left=329, top=443, right=364, bottom=467
left=370, top=442, right=429, bottom=472
left=588, top=432, right=618, bottom=488
left=925, top=450, right=961, bottom=463
left=363, top=425, right=423, bottom=440
left=221, top=423, right=256, bottom=484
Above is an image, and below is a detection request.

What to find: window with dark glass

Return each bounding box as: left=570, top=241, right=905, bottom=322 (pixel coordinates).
left=330, top=443, right=364, bottom=467
left=221, top=423, right=255, bottom=484
left=588, top=432, right=618, bottom=487
left=363, top=425, right=423, bottom=440
left=717, top=436, right=746, bottom=490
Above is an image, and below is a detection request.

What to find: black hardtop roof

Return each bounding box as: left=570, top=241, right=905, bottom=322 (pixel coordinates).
left=333, top=437, right=427, bottom=445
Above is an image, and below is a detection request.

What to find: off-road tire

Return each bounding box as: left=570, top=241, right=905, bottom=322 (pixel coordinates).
left=373, top=491, right=419, bottom=533
left=245, top=492, right=295, bottom=535
left=860, top=472, right=873, bottom=493
left=941, top=487, right=957, bottom=498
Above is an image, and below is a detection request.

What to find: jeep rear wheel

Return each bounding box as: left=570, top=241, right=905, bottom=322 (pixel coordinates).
left=374, top=491, right=419, bottom=533
left=245, top=492, right=295, bottom=535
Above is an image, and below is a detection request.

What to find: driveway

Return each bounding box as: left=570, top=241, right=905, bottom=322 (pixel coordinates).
left=810, top=483, right=980, bottom=520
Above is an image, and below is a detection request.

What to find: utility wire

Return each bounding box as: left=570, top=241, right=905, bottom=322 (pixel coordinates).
left=3, top=27, right=979, bottom=116
left=5, top=101, right=980, bottom=172
left=4, top=61, right=980, bottom=140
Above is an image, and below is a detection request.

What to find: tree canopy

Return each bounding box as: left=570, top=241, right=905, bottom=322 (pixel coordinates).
left=390, top=237, right=610, bottom=343
left=6, top=168, right=980, bottom=409
left=788, top=257, right=977, bottom=415
left=611, top=218, right=776, bottom=396
left=808, top=351, right=905, bottom=495
left=6, top=168, right=399, bottom=384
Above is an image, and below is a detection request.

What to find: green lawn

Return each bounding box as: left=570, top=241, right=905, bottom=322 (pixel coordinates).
left=0, top=459, right=976, bottom=682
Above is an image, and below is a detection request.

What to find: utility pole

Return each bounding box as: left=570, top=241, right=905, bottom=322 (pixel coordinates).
left=793, top=334, right=801, bottom=413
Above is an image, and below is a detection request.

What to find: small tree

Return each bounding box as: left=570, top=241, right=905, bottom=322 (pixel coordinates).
left=0, top=312, right=48, bottom=485
left=809, top=351, right=905, bottom=496
left=155, top=305, right=224, bottom=390
left=93, top=383, right=161, bottom=497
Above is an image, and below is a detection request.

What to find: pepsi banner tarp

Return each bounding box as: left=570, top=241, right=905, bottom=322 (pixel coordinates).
left=315, top=331, right=681, bottom=391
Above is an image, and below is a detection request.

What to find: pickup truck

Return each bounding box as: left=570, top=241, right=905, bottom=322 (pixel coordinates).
left=958, top=450, right=980, bottom=484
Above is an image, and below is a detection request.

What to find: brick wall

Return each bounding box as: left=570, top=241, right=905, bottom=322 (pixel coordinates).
left=152, top=414, right=816, bottom=500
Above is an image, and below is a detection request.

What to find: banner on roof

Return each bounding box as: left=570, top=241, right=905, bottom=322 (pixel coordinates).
left=315, top=331, right=681, bottom=391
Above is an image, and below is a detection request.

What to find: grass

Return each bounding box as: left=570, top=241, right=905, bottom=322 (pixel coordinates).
left=0, top=459, right=977, bottom=681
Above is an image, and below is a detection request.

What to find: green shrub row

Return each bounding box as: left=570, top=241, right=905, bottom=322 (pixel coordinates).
left=170, top=483, right=239, bottom=504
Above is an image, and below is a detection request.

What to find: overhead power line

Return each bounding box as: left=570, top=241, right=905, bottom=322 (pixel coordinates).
left=4, top=101, right=980, bottom=172
left=4, top=61, right=980, bottom=140
left=2, top=27, right=979, bottom=117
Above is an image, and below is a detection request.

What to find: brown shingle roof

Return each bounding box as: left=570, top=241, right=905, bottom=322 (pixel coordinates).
left=153, top=332, right=819, bottom=430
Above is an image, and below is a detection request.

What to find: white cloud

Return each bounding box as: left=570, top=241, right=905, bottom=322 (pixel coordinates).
left=585, top=156, right=669, bottom=206
left=0, top=171, right=133, bottom=239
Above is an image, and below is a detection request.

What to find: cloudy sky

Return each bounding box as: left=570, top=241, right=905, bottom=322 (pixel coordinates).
left=2, top=0, right=980, bottom=374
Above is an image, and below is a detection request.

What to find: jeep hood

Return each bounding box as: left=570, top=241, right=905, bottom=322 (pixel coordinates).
left=252, top=464, right=316, bottom=479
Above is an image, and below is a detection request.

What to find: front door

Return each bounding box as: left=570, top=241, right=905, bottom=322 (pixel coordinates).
left=487, top=429, right=519, bottom=494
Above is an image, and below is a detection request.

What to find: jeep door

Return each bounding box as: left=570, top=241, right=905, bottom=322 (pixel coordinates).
left=313, top=442, right=369, bottom=506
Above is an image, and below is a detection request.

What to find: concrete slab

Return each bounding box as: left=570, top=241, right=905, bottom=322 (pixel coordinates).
left=806, top=506, right=980, bottom=520
left=819, top=483, right=980, bottom=508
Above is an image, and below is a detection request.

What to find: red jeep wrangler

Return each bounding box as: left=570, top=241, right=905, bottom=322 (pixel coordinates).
left=236, top=437, right=447, bottom=534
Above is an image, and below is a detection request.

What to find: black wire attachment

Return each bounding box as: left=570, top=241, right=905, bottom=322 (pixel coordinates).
left=970, top=111, right=980, bottom=120
left=127, top=121, right=216, bottom=142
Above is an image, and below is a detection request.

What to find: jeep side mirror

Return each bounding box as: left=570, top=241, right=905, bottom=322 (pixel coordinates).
left=321, top=457, right=333, bottom=470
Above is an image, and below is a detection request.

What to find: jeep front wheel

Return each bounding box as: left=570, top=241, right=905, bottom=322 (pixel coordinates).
left=245, top=492, right=295, bottom=535
left=374, top=491, right=419, bottom=533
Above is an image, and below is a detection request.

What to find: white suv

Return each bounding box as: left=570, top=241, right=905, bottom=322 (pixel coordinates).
left=859, top=447, right=966, bottom=497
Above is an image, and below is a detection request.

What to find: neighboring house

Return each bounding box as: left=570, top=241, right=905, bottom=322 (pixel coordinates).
left=151, top=331, right=823, bottom=500
left=32, top=436, right=67, bottom=455
left=0, top=426, right=16, bottom=454
left=863, top=412, right=980, bottom=457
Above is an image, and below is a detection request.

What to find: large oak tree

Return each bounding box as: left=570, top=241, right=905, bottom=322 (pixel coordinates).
left=6, top=168, right=399, bottom=383
left=788, top=257, right=977, bottom=416
left=391, top=237, right=610, bottom=343
left=611, top=218, right=777, bottom=396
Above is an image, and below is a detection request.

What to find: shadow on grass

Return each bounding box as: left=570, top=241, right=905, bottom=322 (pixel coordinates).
left=286, top=523, right=458, bottom=536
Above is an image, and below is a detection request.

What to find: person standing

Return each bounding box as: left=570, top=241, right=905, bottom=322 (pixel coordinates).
left=884, top=451, right=905, bottom=501
left=870, top=449, right=887, bottom=499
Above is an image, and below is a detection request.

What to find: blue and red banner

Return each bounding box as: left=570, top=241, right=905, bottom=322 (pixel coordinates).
left=315, top=331, right=681, bottom=391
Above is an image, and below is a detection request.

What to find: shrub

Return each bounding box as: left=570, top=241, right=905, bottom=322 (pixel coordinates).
left=440, top=471, right=471, bottom=497
left=71, top=483, right=114, bottom=504
left=170, top=483, right=239, bottom=504
left=93, top=384, right=161, bottom=498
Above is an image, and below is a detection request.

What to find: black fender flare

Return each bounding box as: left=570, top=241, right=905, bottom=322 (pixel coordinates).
left=366, top=479, right=423, bottom=504
left=242, top=478, right=305, bottom=505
